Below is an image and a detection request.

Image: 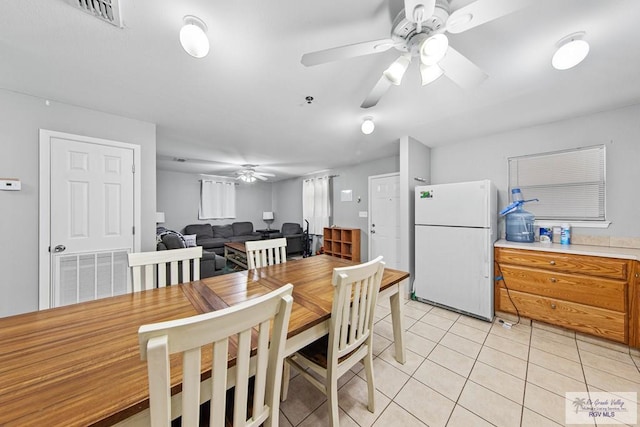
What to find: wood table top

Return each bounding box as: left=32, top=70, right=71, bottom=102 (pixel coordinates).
left=0, top=255, right=409, bottom=427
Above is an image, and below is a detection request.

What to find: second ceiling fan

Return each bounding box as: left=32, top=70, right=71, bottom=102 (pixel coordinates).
left=301, top=0, right=531, bottom=108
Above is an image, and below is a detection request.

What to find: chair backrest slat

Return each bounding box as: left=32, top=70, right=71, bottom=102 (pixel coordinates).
left=128, top=247, right=202, bottom=291
left=245, top=238, right=287, bottom=269
left=139, top=284, right=294, bottom=427
left=329, top=256, right=385, bottom=361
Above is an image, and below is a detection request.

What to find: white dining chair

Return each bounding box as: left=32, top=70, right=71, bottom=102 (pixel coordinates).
left=282, top=256, right=385, bottom=427
left=127, top=246, right=202, bottom=292
left=138, top=284, right=294, bottom=427
left=245, top=238, right=287, bottom=269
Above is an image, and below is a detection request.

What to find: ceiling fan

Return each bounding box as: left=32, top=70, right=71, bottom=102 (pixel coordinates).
left=234, top=164, right=275, bottom=182
left=301, top=0, right=531, bottom=108
left=162, top=156, right=276, bottom=182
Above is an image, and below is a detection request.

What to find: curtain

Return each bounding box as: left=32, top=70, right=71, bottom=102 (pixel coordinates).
left=302, top=176, right=331, bottom=235
left=199, top=179, right=236, bottom=219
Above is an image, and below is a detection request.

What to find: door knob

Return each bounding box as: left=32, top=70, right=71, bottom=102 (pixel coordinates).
left=549, top=260, right=556, bottom=265
left=550, top=303, right=557, bottom=309
left=550, top=277, right=557, bottom=283
left=54, top=245, right=66, bottom=253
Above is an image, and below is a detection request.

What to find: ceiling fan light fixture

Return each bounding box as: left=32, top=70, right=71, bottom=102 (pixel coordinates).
left=552, top=32, right=589, bottom=70
left=420, top=34, right=449, bottom=66
left=180, top=15, right=210, bottom=58
left=383, top=54, right=411, bottom=85
left=361, top=117, right=375, bottom=135
left=420, top=64, right=444, bottom=85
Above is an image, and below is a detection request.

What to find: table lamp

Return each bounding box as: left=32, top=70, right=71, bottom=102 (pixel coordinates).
left=263, top=211, right=274, bottom=230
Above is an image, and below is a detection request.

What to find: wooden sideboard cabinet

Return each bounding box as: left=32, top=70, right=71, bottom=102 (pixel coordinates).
left=495, top=247, right=633, bottom=344
left=323, top=227, right=361, bottom=262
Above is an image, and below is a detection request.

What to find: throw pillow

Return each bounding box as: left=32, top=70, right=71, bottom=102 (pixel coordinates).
left=183, top=234, right=198, bottom=248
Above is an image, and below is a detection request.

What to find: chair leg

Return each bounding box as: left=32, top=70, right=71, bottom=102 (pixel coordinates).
left=327, top=376, right=340, bottom=427
left=363, top=353, right=375, bottom=413
left=281, top=360, right=290, bottom=401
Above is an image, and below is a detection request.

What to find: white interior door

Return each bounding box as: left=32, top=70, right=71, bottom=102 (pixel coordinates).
left=47, top=134, right=135, bottom=307
left=368, top=173, right=400, bottom=269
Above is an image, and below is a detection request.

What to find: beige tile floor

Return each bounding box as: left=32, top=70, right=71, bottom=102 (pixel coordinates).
left=279, top=298, right=640, bottom=427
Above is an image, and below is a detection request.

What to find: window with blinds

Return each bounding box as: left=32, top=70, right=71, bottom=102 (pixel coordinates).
left=508, top=145, right=606, bottom=221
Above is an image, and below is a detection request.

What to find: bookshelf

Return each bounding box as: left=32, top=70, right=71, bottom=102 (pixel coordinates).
left=322, top=227, right=361, bottom=262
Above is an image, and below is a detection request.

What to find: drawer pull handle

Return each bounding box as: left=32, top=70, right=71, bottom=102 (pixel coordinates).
left=549, top=260, right=556, bottom=265
left=551, top=303, right=557, bottom=309
left=550, top=277, right=557, bottom=283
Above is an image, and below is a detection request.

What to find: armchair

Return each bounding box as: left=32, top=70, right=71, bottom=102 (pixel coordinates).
left=276, top=222, right=304, bottom=255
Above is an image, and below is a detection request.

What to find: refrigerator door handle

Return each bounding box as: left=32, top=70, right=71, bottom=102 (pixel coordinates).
left=483, top=231, right=490, bottom=278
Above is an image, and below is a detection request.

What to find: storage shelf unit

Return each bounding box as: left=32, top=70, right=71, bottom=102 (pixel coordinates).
left=323, top=227, right=361, bottom=262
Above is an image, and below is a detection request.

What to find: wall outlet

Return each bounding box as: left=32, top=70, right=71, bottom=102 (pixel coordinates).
left=359, top=211, right=368, bottom=218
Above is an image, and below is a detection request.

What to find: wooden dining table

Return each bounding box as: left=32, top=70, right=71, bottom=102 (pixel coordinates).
left=0, top=255, right=409, bottom=426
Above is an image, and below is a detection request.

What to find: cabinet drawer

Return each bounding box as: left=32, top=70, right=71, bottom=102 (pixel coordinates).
left=496, top=248, right=629, bottom=280
left=499, top=265, right=627, bottom=312
left=497, top=289, right=627, bottom=343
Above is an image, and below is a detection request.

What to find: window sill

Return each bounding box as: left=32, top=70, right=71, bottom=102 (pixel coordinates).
left=534, top=220, right=611, bottom=229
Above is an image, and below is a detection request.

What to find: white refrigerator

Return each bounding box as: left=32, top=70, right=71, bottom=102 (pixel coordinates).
left=414, top=180, right=497, bottom=321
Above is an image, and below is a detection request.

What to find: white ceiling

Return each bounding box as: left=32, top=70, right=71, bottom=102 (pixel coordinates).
left=2, top=0, right=640, bottom=181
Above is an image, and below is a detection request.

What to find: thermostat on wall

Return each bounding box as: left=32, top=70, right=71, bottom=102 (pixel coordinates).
left=0, top=178, right=21, bottom=191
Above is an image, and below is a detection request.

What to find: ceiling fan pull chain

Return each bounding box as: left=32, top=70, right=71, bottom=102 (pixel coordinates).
left=413, top=5, right=425, bottom=33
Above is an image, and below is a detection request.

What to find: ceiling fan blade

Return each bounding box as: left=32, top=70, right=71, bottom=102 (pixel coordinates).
left=254, top=174, right=268, bottom=181
left=446, top=0, right=531, bottom=34
left=301, top=38, right=396, bottom=67
left=254, top=172, right=276, bottom=177
left=360, top=74, right=392, bottom=109
left=439, top=46, right=488, bottom=89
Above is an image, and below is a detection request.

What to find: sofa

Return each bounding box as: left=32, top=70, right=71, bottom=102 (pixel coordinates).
left=273, top=222, right=305, bottom=255
left=184, top=222, right=262, bottom=255
left=157, top=232, right=226, bottom=277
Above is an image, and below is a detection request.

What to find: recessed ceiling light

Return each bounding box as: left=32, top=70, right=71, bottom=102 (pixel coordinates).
left=180, top=15, right=210, bottom=58
left=552, top=32, right=589, bottom=70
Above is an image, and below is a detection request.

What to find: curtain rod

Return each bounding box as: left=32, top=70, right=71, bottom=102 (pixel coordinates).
left=304, top=174, right=339, bottom=182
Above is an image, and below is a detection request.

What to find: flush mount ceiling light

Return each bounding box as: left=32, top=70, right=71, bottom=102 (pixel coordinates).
left=180, top=15, right=210, bottom=58
left=361, top=117, right=375, bottom=135
left=552, top=32, right=589, bottom=70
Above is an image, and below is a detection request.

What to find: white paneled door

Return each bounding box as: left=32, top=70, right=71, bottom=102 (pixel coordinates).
left=368, top=173, right=400, bottom=269
left=45, top=133, right=136, bottom=307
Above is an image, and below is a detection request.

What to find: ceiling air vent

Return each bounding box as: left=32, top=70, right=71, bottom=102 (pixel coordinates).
left=67, top=0, right=123, bottom=27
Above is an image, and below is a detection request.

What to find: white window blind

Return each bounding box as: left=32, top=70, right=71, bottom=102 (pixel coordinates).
left=199, top=177, right=236, bottom=219
left=508, top=145, right=606, bottom=221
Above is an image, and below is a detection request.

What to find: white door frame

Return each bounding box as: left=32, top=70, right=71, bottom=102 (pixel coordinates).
left=368, top=172, right=400, bottom=263
left=38, top=129, right=142, bottom=310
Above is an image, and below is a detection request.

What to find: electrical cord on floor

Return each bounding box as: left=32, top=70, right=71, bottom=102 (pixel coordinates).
left=495, top=262, right=521, bottom=327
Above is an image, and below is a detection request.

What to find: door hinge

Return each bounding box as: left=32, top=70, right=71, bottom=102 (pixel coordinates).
left=132, top=226, right=135, bottom=235
left=48, top=246, right=51, bottom=253
left=131, top=164, right=135, bottom=173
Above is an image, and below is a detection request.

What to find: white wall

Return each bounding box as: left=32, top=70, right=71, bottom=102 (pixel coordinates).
left=272, top=156, right=399, bottom=261
left=156, top=170, right=273, bottom=232
left=0, top=89, right=156, bottom=318
left=399, top=136, right=431, bottom=294
left=430, top=103, right=640, bottom=239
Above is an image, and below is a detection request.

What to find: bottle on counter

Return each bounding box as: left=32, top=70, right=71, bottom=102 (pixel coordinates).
left=505, top=205, right=535, bottom=243
left=560, top=224, right=571, bottom=245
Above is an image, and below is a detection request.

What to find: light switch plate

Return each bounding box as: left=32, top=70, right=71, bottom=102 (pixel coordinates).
left=0, top=178, right=21, bottom=191
left=359, top=211, right=368, bottom=218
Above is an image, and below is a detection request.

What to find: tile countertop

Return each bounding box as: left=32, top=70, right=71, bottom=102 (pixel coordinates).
left=495, top=239, right=640, bottom=261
